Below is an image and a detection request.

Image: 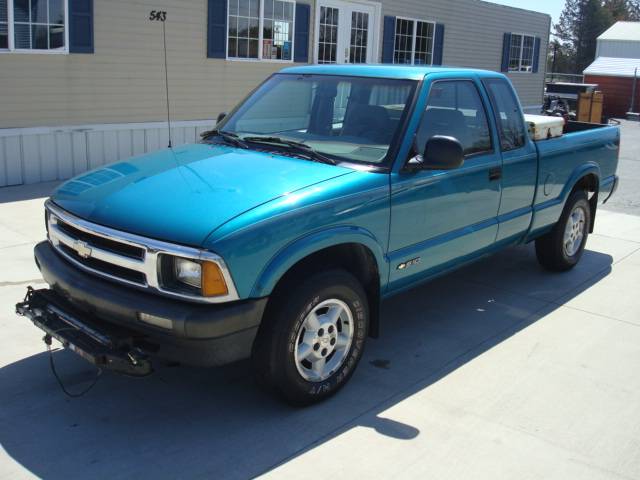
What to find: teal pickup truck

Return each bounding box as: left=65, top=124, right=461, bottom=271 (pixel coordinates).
left=17, top=65, right=619, bottom=405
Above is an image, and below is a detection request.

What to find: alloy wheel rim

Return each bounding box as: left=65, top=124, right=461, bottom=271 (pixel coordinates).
left=563, top=205, right=586, bottom=257
left=294, top=299, right=354, bottom=382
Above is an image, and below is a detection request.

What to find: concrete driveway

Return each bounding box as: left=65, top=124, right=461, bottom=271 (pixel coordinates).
left=1, top=121, right=639, bottom=480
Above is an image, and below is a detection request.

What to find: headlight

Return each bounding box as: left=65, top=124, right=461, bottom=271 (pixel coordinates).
left=175, top=258, right=202, bottom=289
left=164, top=256, right=229, bottom=297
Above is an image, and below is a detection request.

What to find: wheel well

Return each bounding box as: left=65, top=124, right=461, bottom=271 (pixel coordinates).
left=571, top=173, right=599, bottom=233
left=268, top=243, right=381, bottom=338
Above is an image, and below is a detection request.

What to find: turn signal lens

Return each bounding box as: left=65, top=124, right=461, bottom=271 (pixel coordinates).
left=202, top=261, right=228, bottom=297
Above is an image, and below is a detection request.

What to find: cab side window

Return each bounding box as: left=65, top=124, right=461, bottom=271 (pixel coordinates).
left=483, top=79, right=526, bottom=151
left=416, top=80, right=492, bottom=157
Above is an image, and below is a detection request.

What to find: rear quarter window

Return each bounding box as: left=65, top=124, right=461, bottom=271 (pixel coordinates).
left=482, top=78, right=526, bottom=151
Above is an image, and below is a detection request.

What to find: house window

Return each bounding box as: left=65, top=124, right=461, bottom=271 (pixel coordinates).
left=1, top=0, right=67, bottom=52
left=349, top=11, right=368, bottom=63
left=508, top=33, right=534, bottom=72
left=0, top=0, right=8, bottom=48
left=317, top=6, right=337, bottom=63
left=393, top=18, right=434, bottom=65
left=228, top=0, right=294, bottom=61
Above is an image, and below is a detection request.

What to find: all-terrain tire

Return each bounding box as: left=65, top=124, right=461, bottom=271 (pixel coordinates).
left=251, top=269, right=368, bottom=406
left=535, top=189, right=591, bottom=272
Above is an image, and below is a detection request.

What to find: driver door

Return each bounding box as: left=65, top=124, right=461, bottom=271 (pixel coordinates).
left=387, top=77, right=502, bottom=292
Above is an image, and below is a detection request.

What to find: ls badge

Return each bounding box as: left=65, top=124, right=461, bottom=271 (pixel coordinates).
left=397, top=257, right=421, bottom=270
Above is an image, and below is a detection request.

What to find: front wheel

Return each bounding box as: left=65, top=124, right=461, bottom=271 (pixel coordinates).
left=535, top=189, right=591, bottom=272
left=252, top=269, right=368, bottom=406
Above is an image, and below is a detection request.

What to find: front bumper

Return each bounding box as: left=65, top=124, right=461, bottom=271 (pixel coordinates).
left=26, top=241, right=268, bottom=368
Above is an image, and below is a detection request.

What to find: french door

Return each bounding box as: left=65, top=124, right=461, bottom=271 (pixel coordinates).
left=315, top=0, right=377, bottom=64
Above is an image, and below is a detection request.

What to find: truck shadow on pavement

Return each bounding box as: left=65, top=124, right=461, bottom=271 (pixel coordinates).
left=0, top=243, right=613, bottom=479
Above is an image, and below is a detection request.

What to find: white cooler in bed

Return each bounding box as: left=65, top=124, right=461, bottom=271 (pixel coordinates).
left=523, top=114, right=565, bottom=141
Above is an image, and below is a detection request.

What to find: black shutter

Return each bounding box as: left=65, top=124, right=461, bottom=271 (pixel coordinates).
left=382, top=16, right=396, bottom=63
left=294, top=3, right=310, bottom=63
left=433, top=23, right=444, bottom=65
left=207, top=0, right=227, bottom=58
left=69, top=0, right=94, bottom=53
left=501, top=32, right=512, bottom=72
left=532, top=36, right=541, bottom=73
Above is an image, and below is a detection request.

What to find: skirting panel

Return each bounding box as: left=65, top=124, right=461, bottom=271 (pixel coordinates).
left=0, top=119, right=215, bottom=187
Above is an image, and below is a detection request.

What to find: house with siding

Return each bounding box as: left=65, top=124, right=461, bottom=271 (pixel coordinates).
left=0, top=0, right=550, bottom=187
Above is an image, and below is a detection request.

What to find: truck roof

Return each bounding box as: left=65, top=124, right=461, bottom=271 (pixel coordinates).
left=280, top=64, right=505, bottom=81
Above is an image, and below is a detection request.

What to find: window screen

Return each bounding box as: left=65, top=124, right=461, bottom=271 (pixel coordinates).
left=393, top=18, right=434, bottom=65
left=508, top=33, right=535, bottom=72
left=13, top=0, right=65, bottom=50
left=414, top=21, right=434, bottom=65
left=0, top=0, right=7, bottom=48
left=263, top=0, right=293, bottom=60
left=228, top=0, right=260, bottom=58
left=317, top=5, right=337, bottom=63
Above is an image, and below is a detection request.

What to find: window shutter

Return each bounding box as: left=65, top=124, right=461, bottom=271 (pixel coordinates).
left=207, top=0, right=227, bottom=58
left=433, top=23, right=445, bottom=65
left=532, top=36, right=541, bottom=73
left=69, top=0, right=94, bottom=53
left=294, top=3, right=310, bottom=63
left=382, top=16, right=396, bottom=63
left=501, top=32, right=512, bottom=72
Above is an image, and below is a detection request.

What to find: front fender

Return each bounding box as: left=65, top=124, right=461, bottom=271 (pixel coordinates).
left=250, top=226, right=388, bottom=298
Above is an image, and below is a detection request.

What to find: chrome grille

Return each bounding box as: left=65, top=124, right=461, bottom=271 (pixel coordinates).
left=45, top=200, right=240, bottom=304
left=56, top=219, right=145, bottom=260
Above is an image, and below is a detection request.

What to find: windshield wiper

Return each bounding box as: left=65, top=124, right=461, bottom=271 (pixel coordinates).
left=200, top=129, right=248, bottom=149
left=242, top=136, right=337, bottom=165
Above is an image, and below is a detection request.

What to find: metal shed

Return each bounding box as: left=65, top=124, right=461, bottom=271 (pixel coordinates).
left=584, top=22, right=640, bottom=118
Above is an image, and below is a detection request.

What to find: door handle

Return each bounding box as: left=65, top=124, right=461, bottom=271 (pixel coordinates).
left=489, top=167, right=502, bottom=181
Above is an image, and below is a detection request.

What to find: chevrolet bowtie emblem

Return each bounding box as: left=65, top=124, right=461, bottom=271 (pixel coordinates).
left=73, top=240, right=92, bottom=259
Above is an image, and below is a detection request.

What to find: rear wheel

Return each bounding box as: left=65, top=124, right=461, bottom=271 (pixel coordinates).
left=252, top=269, right=368, bottom=406
left=535, top=189, right=591, bottom=272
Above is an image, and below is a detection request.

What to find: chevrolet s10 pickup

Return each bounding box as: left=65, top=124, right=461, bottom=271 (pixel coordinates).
left=16, top=65, right=619, bottom=405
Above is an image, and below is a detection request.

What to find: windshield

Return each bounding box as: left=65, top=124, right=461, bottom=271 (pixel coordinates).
left=218, top=73, right=418, bottom=166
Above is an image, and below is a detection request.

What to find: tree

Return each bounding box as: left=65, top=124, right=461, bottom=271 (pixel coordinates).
left=554, top=0, right=640, bottom=74
left=547, top=40, right=576, bottom=78
left=555, top=0, right=613, bottom=74
left=628, top=0, right=640, bottom=18
left=604, top=0, right=640, bottom=19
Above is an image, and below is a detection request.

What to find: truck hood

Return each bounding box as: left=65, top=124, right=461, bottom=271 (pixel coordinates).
left=51, top=143, right=354, bottom=246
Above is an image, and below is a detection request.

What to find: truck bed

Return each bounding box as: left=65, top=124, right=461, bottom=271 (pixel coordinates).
left=563, top=120, right=612, bottom=134
left=528, top=121, right=620, bottom=236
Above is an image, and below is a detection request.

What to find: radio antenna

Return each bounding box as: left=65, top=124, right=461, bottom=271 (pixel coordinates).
left=150, top=10, right=172, bottom=148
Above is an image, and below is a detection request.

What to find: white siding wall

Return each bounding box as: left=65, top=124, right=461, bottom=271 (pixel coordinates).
left=0, top=120, right=214, bottom=186
left=378, top=0, right=550, bottom=108
left=597, top=40, right=640, bottom=59
left=0, top=0, right=296, bottom=129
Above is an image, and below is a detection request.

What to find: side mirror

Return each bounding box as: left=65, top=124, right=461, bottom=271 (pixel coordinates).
left=418, top=135, right=464, bottom=171
left=216, top=112, right=227, bottom=124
